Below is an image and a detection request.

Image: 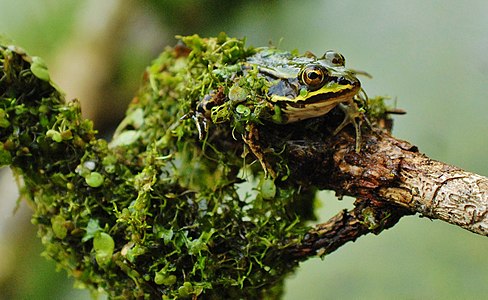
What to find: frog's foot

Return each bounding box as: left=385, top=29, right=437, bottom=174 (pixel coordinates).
left=242, top=124, right=276, bottom=178
left=333, top=102, right=363, bottom=152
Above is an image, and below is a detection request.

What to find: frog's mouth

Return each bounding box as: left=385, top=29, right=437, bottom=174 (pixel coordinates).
left=280, top=84, right=360, bottom=123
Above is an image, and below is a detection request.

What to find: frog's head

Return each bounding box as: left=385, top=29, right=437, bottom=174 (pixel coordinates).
left=248, top=49, right=361, bottom=123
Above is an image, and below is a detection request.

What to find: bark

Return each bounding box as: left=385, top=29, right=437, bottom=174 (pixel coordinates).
left=377, top=137, right=488, bottom=235
left=256, top=119, right=488, bottom=258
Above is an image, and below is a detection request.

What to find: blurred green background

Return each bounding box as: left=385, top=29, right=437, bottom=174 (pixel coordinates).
left=0, top=1, right=487, bottom=299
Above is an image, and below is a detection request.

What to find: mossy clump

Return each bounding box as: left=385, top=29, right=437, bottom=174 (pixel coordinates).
left=102, top=34, right=318, bottom=298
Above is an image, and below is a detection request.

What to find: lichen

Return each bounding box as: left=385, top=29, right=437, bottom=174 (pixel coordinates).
left=0, top=34, right=391, bottom=299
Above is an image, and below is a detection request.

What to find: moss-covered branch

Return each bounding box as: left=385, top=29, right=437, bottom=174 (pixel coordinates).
left=1, top=35, right=486, bottom=299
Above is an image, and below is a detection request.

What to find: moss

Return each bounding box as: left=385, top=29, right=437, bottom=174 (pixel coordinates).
left=0, top=34, right=391, bottom=299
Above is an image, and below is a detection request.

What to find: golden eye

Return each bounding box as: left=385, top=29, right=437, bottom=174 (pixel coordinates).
left=301, top=65, right=327, bottom=89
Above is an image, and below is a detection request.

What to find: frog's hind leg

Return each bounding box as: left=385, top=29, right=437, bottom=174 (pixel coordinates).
left=242, top=123, right=277, bottom=178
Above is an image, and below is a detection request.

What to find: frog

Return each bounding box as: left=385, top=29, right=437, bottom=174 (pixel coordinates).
left=195, top=45, right=365, bottom=177
left=245, top=49, right=362, bottom=123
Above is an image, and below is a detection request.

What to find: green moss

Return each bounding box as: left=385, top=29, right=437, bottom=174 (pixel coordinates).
left=0, top=34, right=391, bottom=299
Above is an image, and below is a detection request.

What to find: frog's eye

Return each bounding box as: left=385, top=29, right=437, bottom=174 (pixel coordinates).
left=323, top=50, right=345, bottom=67
left=300, top=65, right=327, bottom=89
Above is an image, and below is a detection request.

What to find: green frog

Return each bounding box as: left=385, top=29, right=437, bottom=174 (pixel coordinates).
left=194, top=44, right=365, bottom=176
left=245, top=49, right=361, bottom=123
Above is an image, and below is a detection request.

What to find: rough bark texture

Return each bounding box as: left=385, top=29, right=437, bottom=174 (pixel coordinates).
left=289, top=198, right=410, bottom=259
left=255, top=117, right=487, bottom=258
left=379, top=142, right=488, bottom=235
left=321, top=131, right=488, bottom=236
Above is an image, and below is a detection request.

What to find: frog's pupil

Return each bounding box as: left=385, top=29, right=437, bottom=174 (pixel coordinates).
left=308, top=71, right=320, bottom=80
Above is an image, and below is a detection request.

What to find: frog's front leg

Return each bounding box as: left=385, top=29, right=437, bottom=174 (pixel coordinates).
left=242, top=123, right=277, bottom=178
left=191, top=113, right=208, bottom=140
left=333, top=100, right=363, bottom=152
left=193, top=88, right=226, bottom=139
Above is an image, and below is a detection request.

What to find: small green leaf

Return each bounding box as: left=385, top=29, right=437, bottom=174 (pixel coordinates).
left=260, top=177, right=276, bottom=199
left=0, top=144, right=12, bottom=166
left=157, top=227, right=174, bottom=245
left=155, top=271, right=177, bottom=286
left=60, top=129, right=73, bottom=140
left=30, top=56, right=50, bottom=81
left=229, top=84, right=247, bottom=102
left=124, top=244, right=146, bottom=262
left=82, top=219, right=101, bottom=242
left=178, top=282, right=193, bottom=297
left=51, top=215, right=68, bottom=239
left=93, top=232, right=115, bottom=266
left=85, top=172, right=104, bottom=188
left=0, top=109, right=10, bottom=128
left=236, top=104, right=251, bottom=117
left=110, top=130, right=140, bottom=147
left=46, top=129, right=62, bottom=143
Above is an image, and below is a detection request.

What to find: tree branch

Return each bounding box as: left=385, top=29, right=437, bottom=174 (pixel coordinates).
left=254, top=119, right=487, bottom=258
left=289, top=198, right=410, bottom=259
